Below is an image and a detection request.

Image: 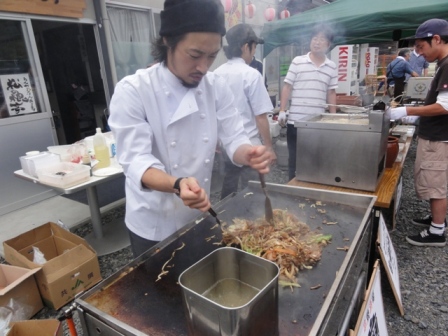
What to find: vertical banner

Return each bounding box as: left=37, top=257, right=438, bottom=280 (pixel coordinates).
left=353, top=260, right=389, bottom=336
left=0, top=74, right=37, bottom=115
left=378, top=213, right=404, bottom=315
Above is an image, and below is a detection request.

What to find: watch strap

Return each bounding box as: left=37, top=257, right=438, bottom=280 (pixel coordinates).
left=173, top=177, right=185, bottom=195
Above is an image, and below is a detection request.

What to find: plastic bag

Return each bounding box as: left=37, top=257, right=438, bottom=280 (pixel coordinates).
left=68, top=142, right=89, bottom=164
left=32, top=246, right=47, bottom=265
left=0, top=306, right=13, bottom=336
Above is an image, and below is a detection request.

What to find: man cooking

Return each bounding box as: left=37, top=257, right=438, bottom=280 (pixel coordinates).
left=108, top=0, right=271, bottom=258
left=390, top=18, right=448, bottom=247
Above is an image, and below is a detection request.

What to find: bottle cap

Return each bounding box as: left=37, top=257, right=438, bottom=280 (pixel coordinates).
left=26, top=151, right=40, bottom=156
left=96, top=127, right=101, bottom=133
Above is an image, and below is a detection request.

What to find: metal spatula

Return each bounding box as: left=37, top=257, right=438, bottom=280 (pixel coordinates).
left=208, top=207, right=221, bottom=225
left=259, top=173, right=274, bottom=223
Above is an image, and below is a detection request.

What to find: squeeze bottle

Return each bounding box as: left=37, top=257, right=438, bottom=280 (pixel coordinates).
left=93, top=128, right=111, bottom=169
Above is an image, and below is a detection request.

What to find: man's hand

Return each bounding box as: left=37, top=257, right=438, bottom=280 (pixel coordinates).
left=278, top=111, right=288, bottom=127
left=390, top=106, right=408, bottom=120
left=177, top=177, right=210, bottom=212
left=246, top=146, right=271, bottom=174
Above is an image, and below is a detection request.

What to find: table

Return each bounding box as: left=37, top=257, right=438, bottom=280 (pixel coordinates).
left=14, top=164, right=129, bottom=256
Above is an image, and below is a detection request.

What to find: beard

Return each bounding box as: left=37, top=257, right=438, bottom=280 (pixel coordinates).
left=181, top=79, right=200, bottom=88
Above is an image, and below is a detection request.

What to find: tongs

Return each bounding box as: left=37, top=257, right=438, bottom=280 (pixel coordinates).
left=259, top=173, right=274, bottom=224
left=208, top=207, right=221, bottom=225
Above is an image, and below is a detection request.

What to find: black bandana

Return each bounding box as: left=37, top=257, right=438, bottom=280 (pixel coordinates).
left=160, top=0, right=226, bottom=37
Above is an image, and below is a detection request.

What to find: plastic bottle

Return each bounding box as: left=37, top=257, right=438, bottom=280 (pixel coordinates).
left=93, top=128, right=110, bottom=169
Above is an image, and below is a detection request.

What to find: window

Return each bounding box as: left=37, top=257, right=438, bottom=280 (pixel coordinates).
left=107, top=5, right=160, bottom=81
left=0, top=19, right=44, bottom=119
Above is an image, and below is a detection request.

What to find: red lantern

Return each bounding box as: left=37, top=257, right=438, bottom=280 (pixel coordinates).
left=221, top=0, right=233, bottom=13
left=245, top=1, right=256, bottom=19
left=264, top=6, right=276, bottom=21
left=280, top=9, right=290, bottom=19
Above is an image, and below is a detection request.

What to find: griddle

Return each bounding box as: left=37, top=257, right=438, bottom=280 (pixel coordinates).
left=76, top=182, right=375, bottom=336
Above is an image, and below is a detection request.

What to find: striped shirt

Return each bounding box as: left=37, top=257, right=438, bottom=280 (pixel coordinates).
left=284, top=52, right=338, bottom=122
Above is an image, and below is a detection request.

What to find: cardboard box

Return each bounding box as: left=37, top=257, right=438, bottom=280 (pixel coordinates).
left=0, top=265, right=43, bottom=320
left=7, top=319, right=62, bottom=336
left=3, top=223, right=102, bottom=310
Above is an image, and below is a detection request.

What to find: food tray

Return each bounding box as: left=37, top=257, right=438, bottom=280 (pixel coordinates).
left=36, top=162, right=90, bottom=188
left=20, top=152, right=61, bottom=178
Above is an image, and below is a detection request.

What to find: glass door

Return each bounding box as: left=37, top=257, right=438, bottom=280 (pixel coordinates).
left=0, top=16, right=58, bottom=216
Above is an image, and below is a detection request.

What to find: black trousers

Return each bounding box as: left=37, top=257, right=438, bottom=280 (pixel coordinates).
left=388, top=76, right=406, bottom=103
left=286, top=124, right=297, bottom=181
left=220, top=159, right=257, bottom=199
left=128, top=228, right=159, bottom=259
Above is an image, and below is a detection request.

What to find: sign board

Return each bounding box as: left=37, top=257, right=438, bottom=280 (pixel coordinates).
left=0, top=73, right=37, bottom=116
left=353, top=260, right=389, bottom=336
left=0, top=0, right=86, bottom=19
left=377, top=213, right=404, bottom=316
left=330, top=44, right=359, bottom=95
left=359, top=47, right=379, bottom=82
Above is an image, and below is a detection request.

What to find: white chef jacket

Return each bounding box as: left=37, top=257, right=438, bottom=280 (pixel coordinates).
left=214, top=58, right=273, bottom=144
left=108, top=63, right=251, bottom=241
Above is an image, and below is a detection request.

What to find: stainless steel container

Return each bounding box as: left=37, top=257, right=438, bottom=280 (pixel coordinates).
left=179, top=247, right=279, bottom=336
left=294, top=110, right=389, bottom=191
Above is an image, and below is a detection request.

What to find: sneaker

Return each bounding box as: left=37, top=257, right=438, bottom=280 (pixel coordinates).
left=412, top=215, right=447, bottom=230
left=406, top=229, right=446, bottom=247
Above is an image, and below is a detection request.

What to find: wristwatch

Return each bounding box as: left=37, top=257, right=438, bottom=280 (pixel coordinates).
left=173, top=177, right=185, bottom=195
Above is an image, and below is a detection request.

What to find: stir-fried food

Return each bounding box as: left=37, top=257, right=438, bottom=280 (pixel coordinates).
left=221, top=209, right=332, bottom=284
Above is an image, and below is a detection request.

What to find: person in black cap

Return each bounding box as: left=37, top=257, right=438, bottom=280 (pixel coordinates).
left=214, top=24, right=276, bottom=199
left=108, top=0, right=271, bottom=257
left=390, top=18, right=448, bottom=247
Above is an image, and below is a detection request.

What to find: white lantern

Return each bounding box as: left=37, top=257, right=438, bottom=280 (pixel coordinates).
left=264, top=6, right=276, bottom=21
left=245, top=1, right=256, bottom=19
left=280, top=9, right=290, bottom=19
left=221, top=0, right=233, bottom=13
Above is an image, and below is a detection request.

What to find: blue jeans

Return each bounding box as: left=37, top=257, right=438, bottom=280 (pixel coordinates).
left=287, top=124, right=297, bottom=181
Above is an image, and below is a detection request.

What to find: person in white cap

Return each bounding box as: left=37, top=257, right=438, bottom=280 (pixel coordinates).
left=214, top=24, right=276, bottom=199
left=390, top=18, right=448, bottom=247
left=108, top=0, right=271, bottom=257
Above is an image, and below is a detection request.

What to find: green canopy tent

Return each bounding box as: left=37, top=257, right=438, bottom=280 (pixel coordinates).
left=261, top=0, right=448, bottom=57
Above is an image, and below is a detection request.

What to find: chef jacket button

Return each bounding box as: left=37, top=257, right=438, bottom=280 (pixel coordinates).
left=200, top=114, right=206, bottom=119
left=197, top=90, right=203, bottom=95
left=170, top=141, right=176, bottom=147
left=204, top=178, right=209, bottom=183
left=173, top=164, right=178, bottom=169
left=204, top=159, right=210, bottom=164
left=203, top=137, right=209, bottom=143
